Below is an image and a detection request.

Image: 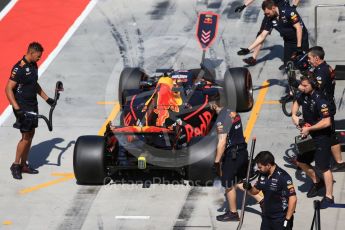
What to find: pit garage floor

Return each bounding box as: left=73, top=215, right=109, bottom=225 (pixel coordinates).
left=0, top=0, right=345, bottom=229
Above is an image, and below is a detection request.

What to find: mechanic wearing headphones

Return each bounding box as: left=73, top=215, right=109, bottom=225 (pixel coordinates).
left=211, top=100, right=263, bottom=222
left=5, top=42, right=55, bottom=180
left=243, top=151, right=297, bottom=230
left=235, top=0, right=300, bottom=66
left=291, top=76, right=335, bottom=208
left=307, top=47, right=345, bottom=172
left=237, top=0, right=308, bottom=70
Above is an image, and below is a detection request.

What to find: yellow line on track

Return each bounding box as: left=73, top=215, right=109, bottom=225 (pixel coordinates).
left=263, top=100, right=280, bottom=105
left=97, top=101, right=117, bottom=105
left=244, top=80, right=270, bottom=142
left=98, top=102, right=120, bottom=136
left=19, top=102, right=121, bottom=195
left=19, top=173, right=75, bottom=195
left=3, top=220, right=13, bottom=225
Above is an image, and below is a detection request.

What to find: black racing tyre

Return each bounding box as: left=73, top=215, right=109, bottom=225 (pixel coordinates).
left=223, top=67, right=253, bottom=112
left=281, top=96, right=293, bottom=117
left=73, top=135, right=106, bottom=185
left=118, top=67, right=146, bottom=107
left=186, top=136, right=217, bottom=186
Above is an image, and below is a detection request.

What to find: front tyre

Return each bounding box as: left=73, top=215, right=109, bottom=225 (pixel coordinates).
left=223, top=67, right=253, bottom=112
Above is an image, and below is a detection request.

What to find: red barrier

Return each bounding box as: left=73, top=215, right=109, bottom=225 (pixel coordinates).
left=0, top=0, right=90, bottom=115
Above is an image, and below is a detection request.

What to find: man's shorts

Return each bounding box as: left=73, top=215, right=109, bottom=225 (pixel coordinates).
left=283, top=38, right=309, bottom=64
left=13, top=107, right=38, bottom=133
left=221, top=146, right=248, bottom=188
left=261, top=215, right=294, bottom=230
left=331, top=130, right=340, bottom=146
left=297, top=136, right=332, bottom=172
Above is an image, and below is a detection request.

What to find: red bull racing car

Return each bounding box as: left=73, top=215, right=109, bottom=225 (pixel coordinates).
left=73, top=12, right=254, bottom=185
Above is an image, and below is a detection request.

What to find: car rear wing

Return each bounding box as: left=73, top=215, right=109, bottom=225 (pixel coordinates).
left=110, top=125, right=174, bottom=135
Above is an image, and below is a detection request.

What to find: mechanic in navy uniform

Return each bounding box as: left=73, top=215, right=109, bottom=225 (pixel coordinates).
left=291, top=76, right=335, bottom=208
left=243, top=151, right=297, bottom=230
left=236, top=0, right=300, bottom=66
left=5, top=42, right=55, bottom=180
left=292, top=46, right=345, bottom=198
left=307, top=46, right=345, bottom=172
left=211, top=100, right=263, bottom=222
left=238, top=0, right=308, bottom=69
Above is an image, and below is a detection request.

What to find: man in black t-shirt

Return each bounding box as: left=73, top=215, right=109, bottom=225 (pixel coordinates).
left=244, top=151, right=297, bottom=230
left=238, top=0, right=308, bottom=69
left=235, top=0, right=300, bottom=66
left=291, top=76, right=335, bottom=208
left=211, top=101, right=263, bottom=222
left=307, top=47, right=345, bottom=172
left=5, top=42, right=55, bottom=180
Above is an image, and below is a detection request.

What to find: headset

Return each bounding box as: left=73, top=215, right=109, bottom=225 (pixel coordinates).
left=301, top=74, right=319, bottom=89
left=294, top=52, right=310, bottom=72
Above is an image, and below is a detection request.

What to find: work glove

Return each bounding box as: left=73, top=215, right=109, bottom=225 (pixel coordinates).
left=235, top=4, right=246, bottom=13
left=291, top=47, right=304, bottom=60
left=14, top=108, right=25, bottom=120
left=242, top=181, right=252, bottom=190
left=213, top=162, right=222, bottom=177
left=237, top=48, right=250, bottom=56
left=283, top=218, right=293, bottom=230
left=296, top=47, right=304, bottom=56
left=46, top=97, right=55, bottom=106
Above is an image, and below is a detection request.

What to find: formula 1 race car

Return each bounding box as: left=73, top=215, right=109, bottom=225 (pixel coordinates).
left=73, top=12, right=254, bottom=185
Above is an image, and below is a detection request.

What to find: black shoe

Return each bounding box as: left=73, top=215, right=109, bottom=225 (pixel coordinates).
left=243, top=57, right=257, bottom=66
left=10, top=163, right=22, bottom=180
left=320, top=196, right=334, bottom=209
left=216, top=211, right=240, bottom=222
left=307, top=180, right=325, bottom=198
left=331, top=162, right=345, bottom=172
left=21, top=164, right=39, bottom=174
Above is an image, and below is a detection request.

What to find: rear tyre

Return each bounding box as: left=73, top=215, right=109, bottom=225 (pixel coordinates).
left=118, top=67, right=146, bottom=107
left=186, top=136, right=217, bottom=186
left=73, top=135, right=106, bottom=185
left=223, top=67, right=253, bottom=112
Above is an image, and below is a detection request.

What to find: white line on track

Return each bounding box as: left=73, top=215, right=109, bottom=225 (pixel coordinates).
left=0, top=0, right=98, bottom=126
left=115, top=216, right=150, bottom=220
left=0, top=0, right=18, bottom=21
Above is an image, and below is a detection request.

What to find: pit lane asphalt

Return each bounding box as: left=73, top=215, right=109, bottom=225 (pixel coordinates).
left=1, top=0, right=345, bottom=229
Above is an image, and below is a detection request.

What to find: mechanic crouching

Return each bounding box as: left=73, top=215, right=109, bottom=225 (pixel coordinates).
left=291, top=76, right=335, bottom=208
left=210, top=100, right=263, bottom=222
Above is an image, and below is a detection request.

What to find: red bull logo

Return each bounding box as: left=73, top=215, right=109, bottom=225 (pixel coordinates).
left=185, top=111, right=212, bottom=142
left=204, top=17, right=213, bottom=24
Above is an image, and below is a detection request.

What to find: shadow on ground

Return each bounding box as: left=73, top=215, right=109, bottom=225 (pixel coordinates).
left=28, top=138, right=75, bottom=169
left=216, top=186, right=262, bottom=216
